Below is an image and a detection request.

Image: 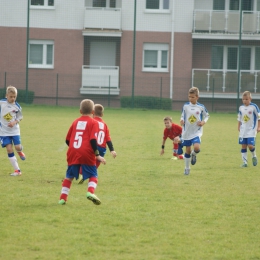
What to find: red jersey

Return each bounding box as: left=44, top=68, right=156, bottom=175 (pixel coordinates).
left=94, top=116, right=111, bottom=148
left=66, top=115, right=99, bottom=166
left=163, top=123, right=182, bottom=141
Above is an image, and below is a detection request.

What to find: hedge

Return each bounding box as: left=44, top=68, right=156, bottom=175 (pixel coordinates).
left=0, top=88, right=34, bottom=104
left=120, top=96, right=171, bottom=110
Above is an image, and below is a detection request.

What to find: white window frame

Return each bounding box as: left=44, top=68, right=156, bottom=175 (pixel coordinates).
left=142, top=43, right=169, bottom=72
left=29, top=40, right=54, bottom=69
left=145, top=0, right=170, bottom=14
left=30, top=0, right=55, bottom=9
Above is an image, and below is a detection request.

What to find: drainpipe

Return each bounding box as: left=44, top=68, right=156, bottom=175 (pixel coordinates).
left=170, top=0, right=175, bottom=99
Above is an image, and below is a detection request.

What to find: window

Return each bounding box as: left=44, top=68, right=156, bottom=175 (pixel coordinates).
left=213, top=0, right=225, bottom=10
left=255, top=47, right=260, bottom=70
left=146, top=0, right=169, bottom=10
left=93, top=0, right=116, bottom=8
left=227, top=47, right=251, bottom=70
left=31, top=0, right=54, bottom=7
left=229, top=0, right=253, bottom=10
left=211, top=46, right=223, bottom=69
left=29, top=40, right=54, bottom=69
left=143, top=43, right=168, bottom=72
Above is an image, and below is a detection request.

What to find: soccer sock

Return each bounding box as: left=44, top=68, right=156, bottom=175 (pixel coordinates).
left=60, top=179, right=72, bottom=201
left=184, top=153, right=191, bottom=169
left=241, top=149, right=247, bottom=164
left=8, top=153, right=19, bottom=170
left=249, top=147, right=256, bottom=158
left=88, top=177, right=98, bottom=194
left=173, top=143, right=178, bottom=156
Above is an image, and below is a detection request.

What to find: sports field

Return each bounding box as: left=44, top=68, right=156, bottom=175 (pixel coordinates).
left=0, top=105, right=260, bottom=260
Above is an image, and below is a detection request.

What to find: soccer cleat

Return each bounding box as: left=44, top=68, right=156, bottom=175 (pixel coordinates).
left=10, top=170, right=22, bottom=176
left=178, top=155, right=184, bottom=160
left=86, top=192, right=101, bottom=205
left=58, top=199, right=66, bottom=205
left=191, top=152, right=196, bottom=165
left=184, top=168, right=190, bottom=175
left=171, top=156, right=178, bottom=160
left=78, top=174, right=84, bottom=184
left=252, top=157, right=258, bottom=166
left=18, top=151, right=26, bottom=160
left=240, top=163, right=248, bottom=168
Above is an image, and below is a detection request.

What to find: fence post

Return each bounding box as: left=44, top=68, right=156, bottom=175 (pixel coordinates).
left=3, top=72, right=6, bottom=98
left=56, top=73, right=59, bottom=106
left=160, top=77, right=162, bottom=109
left=212, top=78, right=215, bottom=112
left=108, top=75, right=111, bottom=107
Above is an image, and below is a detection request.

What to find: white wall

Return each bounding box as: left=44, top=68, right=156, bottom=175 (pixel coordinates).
left=194, top=0, right=213, bottom=10
left=0, top=0, right=85, bottom=29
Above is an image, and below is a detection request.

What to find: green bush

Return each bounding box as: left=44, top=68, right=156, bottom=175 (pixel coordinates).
left=0, top=88, right=34, bottom=104
left=120, top=96, right=171, bottom=110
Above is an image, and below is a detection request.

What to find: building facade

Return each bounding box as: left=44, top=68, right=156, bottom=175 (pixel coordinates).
left=0, top=0, right=259, bottom=108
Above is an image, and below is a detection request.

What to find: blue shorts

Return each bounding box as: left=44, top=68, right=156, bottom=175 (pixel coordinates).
left=0, top=135, right=21, bottom=148
left=66, top=164, right=97, bottom=181
left=98, top=146, right=106, bottom=157
left=239, top=137, right=255, bottom=146
left=181, top=136, right=201, bottom=147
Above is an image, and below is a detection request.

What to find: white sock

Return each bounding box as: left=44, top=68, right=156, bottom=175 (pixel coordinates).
left=184, top=156, right=191, bottom=169
left=8, top=155, right=19, bottom=170
left=242, top=152, right=247, bottom=164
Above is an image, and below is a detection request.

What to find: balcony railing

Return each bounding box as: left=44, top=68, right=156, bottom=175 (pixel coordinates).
left=80, top=65, right=120, bottom=95
left=193, top=10, right=260, bottom=34
left=192, top=69, right=260, bottom=97
left=84, top=7, right=121, bottom=30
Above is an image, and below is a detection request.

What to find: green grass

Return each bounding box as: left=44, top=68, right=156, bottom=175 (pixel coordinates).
left=0, top=105, right=260, bottom=260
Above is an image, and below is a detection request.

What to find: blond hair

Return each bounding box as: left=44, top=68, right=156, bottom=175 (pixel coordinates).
left=94, top=104, right=104, bottom=117
left=189, top=87, right=199, bottom=96
left=242, top=91, right=252, bottom=98
left=163, top=116, right=172, bottom=122
left=6, top=85, right=17, bottom=95
left=80, top=99, right=94, bottom=114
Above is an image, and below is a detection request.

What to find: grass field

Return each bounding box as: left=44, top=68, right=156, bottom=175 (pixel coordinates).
left=0, top=105, right=260, bottom=260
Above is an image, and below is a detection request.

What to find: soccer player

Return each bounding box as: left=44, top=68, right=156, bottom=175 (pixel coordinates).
left=59, top=99, right=106, bottom=205
left=237, top=91, right=260, bottom=167
left=180, top=87, right=209, bottom=175
left=78, top=104, right=117, bottom=184
left=0, top=86, right=26, bottom=176
left=160, top=116, right=184, bottom=159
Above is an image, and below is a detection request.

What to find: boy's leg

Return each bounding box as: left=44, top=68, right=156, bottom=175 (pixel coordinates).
left=184, top=145, right=191, bottom=175
left=248, top=143, right=257, bottom=166
left=191, top=142, right=200, bottom=165
left=241, top=148, right=248, bottom=167
left=13, top=136, right=26, bottom=160
left=5, top=143, right=21, bottom=176
left=82, top=165, right=101, bottom=205
left=59, top=178, right=73, bottom=204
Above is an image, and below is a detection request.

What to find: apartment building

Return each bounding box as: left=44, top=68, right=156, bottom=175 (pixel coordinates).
left=0, top=0, right=259, bottom=107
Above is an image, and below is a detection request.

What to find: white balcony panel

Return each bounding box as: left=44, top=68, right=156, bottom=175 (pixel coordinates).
left=84, top=8, right=121, bottom=30
left=211, top=12, right=226, bottom=32
left=80, top=66, right=119, bottom=95
left=194, top=11, right=210, bottom=31
left=227, top=12, right=240, bottom=32
left=243, top=13, right=257, bottom=32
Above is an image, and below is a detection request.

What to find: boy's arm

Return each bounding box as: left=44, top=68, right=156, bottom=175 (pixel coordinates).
left=107, top=141, right=117, bottom=158
left=160, top=139, right=166, bottom=155
left=238, top=121, right=241, bottom=132
left=90, top=139, right=106, bottom=164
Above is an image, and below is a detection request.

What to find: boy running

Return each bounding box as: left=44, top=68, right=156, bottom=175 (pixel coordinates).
left=0, top=86, right=26, bottom=176
left=237, top=91, right=260, bottom=167
left=180, top=87, right=209, bottom=175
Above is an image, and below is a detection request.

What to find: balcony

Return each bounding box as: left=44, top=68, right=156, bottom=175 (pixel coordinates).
left=193, top=10, right=260, bottom=39
left=83, top=7, right=122, bottom=37
left=80, top=65, right=120, bottom=95
left=192, top=69, right=260, bottom=99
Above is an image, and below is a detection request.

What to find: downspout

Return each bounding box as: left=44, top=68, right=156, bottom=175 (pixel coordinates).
left=170, top=0, right=175, bottom=99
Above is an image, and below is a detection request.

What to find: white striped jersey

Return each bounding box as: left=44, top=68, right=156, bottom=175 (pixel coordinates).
left=180, top=102, right=209, bottom=140
left=0, top=98, right=23, bottom=136
left=237, top=102, right=260, bottom=138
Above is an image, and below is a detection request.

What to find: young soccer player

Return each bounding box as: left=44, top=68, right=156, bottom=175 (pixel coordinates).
left=237, top=91, right=260, bottom=167
left=0, top=86, right=26, bottom=176
left=160, top=116, right=184, bottom=159
left=59, top=99, right=106, bottom=206
left=78, top=104, right=117, bottom=184
left=180, top=87, right=209, bottom=175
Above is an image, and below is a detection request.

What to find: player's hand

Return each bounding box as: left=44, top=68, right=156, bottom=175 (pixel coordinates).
left=180, top=120, right=184, bottom=126
left=111, top=151, right=117, bottom=158
left=197, top=121, right=205, bottom=126
left=97, top=155, right=106, bottom=165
